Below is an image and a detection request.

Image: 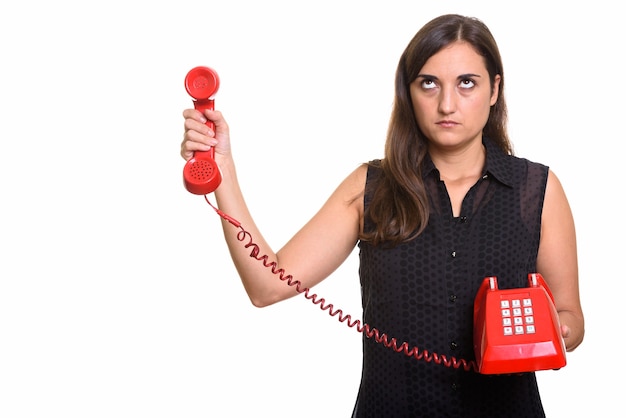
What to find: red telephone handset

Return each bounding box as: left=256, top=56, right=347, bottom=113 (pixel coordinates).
left=183, top=66, right=222, bottom=195
left=473, top=273, right=566, bottom=374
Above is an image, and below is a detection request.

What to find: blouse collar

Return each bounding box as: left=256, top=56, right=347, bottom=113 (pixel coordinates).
left=422, top=137, right=514, bottom=188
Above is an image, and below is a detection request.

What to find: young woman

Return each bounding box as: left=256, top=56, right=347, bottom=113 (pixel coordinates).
left=181, top=14, right=584, bottom=417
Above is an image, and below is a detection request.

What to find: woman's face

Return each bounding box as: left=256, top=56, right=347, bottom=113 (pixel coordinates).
left=410, top=41, right=500, bottom=150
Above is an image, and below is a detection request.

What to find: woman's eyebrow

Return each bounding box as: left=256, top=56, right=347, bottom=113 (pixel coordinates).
left=416, top=72, right=483, bottom=79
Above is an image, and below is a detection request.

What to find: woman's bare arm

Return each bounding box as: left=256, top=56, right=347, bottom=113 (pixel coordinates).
left=537, top=170, right=585, bottom=351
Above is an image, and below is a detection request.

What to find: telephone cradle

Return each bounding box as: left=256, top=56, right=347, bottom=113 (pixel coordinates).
left=473, top=273, right=567, bottom=374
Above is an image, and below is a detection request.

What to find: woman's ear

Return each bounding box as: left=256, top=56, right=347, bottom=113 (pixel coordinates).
left=490, top=74, right=501, bottom=106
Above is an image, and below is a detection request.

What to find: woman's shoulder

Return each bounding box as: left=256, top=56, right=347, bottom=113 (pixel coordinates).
left=335, top=162, right=369, bottom=198
left=487, top=140, right=549, bottom=187
left=364, top=159, right=383, bottom=179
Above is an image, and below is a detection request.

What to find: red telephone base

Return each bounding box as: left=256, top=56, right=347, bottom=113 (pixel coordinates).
left=473, top=273, right=566, bottom=374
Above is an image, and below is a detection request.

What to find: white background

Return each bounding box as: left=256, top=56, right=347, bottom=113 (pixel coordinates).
left=0, top=1, right=621, bottom=416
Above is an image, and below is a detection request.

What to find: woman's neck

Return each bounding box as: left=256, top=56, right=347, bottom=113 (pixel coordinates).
left=429, top=139, right=486, bottom=184
left=429, top=139, right=486, bottom=217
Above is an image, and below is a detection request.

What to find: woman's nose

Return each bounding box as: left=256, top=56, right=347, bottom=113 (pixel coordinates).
left=438, top=87, right=457, bottom=114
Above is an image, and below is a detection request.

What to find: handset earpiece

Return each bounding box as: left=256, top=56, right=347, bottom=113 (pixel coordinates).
left=183, top=66, right=222, bottom=195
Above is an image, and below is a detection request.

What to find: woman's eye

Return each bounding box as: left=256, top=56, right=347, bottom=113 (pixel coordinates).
left=421, top=79, right=436, bottom=89
left=459, top=79, right=475, bottom=89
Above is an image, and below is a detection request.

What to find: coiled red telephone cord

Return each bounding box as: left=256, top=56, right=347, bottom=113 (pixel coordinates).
left=205, top=195, right=478, bottom=372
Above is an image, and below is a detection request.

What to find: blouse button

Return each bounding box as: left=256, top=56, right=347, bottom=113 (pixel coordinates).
left=460, top=216, right=468, bottom=223
left=450, top=341, right=458, bottom=350
left=449, top=294, right=457, bottom=303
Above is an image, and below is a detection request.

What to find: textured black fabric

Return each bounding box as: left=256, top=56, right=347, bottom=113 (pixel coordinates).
left=352, top=138, right=549, bottom=417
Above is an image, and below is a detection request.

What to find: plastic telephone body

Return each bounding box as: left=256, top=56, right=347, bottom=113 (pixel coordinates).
left=473, top=273, right=566, bottom=374
left=183, top=66, right=222, bottom=195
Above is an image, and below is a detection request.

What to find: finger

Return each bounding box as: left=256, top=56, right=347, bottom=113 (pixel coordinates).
left=184, top=128, right=216, bottom=147
left=184, top=118, right=214, bottom=138
left=182, top=108, right=207, bottom=123
left=180, top=137, right=213, bottom=160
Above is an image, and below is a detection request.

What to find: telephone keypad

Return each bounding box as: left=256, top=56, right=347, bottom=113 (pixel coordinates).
left=501, top=297, right=535, bottom=335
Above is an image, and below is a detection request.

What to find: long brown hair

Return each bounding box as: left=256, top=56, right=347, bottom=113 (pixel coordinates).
left=362, top=14, right=512, bottom=246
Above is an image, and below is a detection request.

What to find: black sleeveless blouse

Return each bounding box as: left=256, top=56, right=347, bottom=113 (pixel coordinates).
left=352, top=138, right=549, bottom=417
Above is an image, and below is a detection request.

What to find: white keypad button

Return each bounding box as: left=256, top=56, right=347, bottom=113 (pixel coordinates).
left=501, top=296, right=537, bottom=336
